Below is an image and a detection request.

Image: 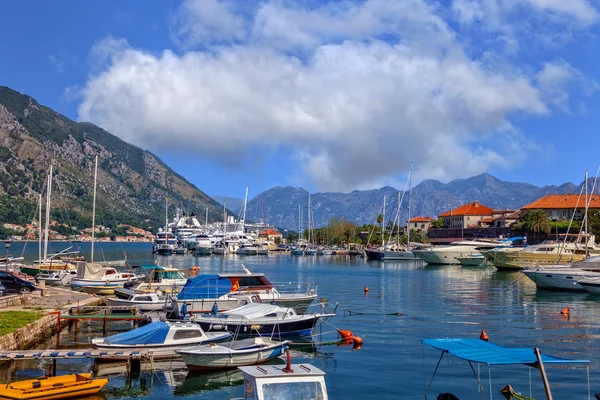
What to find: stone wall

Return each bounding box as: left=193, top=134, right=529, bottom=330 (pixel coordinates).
left=0, top=312, right=59, bottom=351
left=0, top=291, right=41, bottom=308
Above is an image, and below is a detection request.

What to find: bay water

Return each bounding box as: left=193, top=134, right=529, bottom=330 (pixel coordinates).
left=3, top=241, right=599, bottom=399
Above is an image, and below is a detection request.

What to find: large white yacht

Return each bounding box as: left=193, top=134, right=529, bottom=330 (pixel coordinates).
left=412, top=240, right=505, bottom=265
left=522, top=256, right=600, bottom=291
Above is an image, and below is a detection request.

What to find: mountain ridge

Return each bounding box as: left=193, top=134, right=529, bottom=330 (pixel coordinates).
left=0, top=86, right=226, bottom=233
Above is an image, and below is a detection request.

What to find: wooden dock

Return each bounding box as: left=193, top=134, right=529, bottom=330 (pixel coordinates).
left=0, top=349, right=151, bottom=361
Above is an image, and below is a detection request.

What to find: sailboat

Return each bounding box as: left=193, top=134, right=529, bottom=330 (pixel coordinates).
left=21, top=165, right=82, bottom=276
left=305, top=191, right=317, bottom=256
left=365, top=196, right=386, bottom=261
left=383, top=162, right=420, bottom=261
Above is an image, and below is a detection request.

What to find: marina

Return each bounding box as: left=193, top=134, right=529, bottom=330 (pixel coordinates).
left=0, top=242, right=599, bottom=399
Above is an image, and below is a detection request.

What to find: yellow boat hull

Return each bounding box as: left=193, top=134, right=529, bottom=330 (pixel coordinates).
left=0, top=373, right=108, bottom=400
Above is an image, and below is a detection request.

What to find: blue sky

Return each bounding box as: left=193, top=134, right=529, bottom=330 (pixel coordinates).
left=2, top=0, right=600, bottom=199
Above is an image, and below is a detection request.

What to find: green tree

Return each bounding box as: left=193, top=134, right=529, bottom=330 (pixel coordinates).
left=523, top=209, right=551, bottom=236
left=431, top=219, right=444, bottom=229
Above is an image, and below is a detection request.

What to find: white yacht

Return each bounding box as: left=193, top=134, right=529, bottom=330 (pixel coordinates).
left=413, top=240, right=504, bottom=265
left=153, top=229, right=179, bottom=254
left=522, top=256, right=600, bottom=291
left=70, top=263, right=139, bottom=289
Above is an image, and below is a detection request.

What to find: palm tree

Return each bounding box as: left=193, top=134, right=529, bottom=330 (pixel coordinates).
left=524, top=209, right=551, bottom=237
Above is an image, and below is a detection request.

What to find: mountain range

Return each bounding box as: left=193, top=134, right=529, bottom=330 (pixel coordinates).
left=0, top=86, right=224, bottom=233
left=214, top=174, right=580, bottom=231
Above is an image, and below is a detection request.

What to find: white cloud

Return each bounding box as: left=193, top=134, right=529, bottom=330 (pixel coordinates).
left=528, top=0, right=598, bottom=26
left=77, top=0, right=596, bottom=191
left=170, top=0, right=247, bottom=48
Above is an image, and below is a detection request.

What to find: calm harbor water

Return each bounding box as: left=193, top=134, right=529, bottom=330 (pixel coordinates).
left=4, top=241, right=600, bottom=399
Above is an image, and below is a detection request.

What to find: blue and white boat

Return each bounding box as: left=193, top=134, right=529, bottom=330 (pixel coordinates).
left=91, top=321, right=231, bottom=359
left=191, top=303, right=331, bottom=337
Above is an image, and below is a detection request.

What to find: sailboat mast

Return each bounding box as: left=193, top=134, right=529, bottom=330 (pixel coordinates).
left=91, top=155, right=98, bottom=262
left=382, top=196, right=386, bottom=247
left=585, top=170, right=589, bottom=257
left=408, top=162, right=413, bottom=249
left=43, top=164, right=53, bottom=261
left=223, top=197, right=227, bottom=233
left=165, top=197, right=168, bottom=245
left=308, top=191, right=311, bottom=244
left=38, top=194, right=42, bottom=261
left=205, top=207, right=208, bottom=230
left=397, top=192, right=401, bottom=247
left=242, top=187, right=248, bottom=233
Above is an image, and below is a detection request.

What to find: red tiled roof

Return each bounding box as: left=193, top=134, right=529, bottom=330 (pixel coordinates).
left=493, top=210, right=521, bottom=221
left=521, top=194, right=600, bottom=210
left=260, top=229, right=281, bottom=236
left=439, top=201, right=493, bottom=217
left=409, top=216, right=432, bottom=223
left=481, top=216, right=493, bottom=223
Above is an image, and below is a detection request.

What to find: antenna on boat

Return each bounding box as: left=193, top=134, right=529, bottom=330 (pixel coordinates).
left=241, top=264, right=252, bottom=275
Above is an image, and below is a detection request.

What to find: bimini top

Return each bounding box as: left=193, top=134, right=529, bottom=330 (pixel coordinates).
left=422, top=339, right=589, bottom=366
left=105, top=321, right=169, bottom=345
left=223, top=304, right=281, bottom=320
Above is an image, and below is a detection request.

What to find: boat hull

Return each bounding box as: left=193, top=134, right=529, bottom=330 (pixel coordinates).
left=106, top=297, right=166, bottom=311
left=81, top=285, right=119, bottom=295
left=578, top=279, right=600, bottom=294
left=365, top=250, right=382, bottom=261
left=0, top=373, right=108, bottom=400
left=195, top=247, right=214, bottom=256
left=195, top=316, right=318, bottom=337
left=456, top=256, right=487, bottom=267
left=483, top=251, right=586, bottom=271
left=20, top=265, right=74, bottom=277
left=178, top=339, right=289, bottom=371
left=382, top=251, right=419, bottom=261
left=92, top=332, right=232, bottom=360
left=522, top=269, right=596, bottom=291
left=177, top=295, right=316, bottom=315
left=413, top=249, right=477, bottom=265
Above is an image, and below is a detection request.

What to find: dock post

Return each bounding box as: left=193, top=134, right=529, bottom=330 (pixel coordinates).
left=48, top=359, right=57, bottom=377
left=130, top=357, right=141, bottom=376
left=534, top=347, right=553, bottom=400
left=103, top=309, right=108, bottom=335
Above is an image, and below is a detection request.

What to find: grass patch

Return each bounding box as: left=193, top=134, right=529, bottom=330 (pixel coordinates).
left=0, top=311, right=42, bottom=336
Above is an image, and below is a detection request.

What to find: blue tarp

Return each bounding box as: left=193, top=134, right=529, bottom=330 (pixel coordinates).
left=422, top=339, right=589, bottom=365
left=176, top=274, right=233, bottom=300
left=105, top=321, right=170, bottom=345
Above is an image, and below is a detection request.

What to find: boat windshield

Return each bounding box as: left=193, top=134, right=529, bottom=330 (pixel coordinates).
left=259, top=381, right=325, bottom=400
left=153, top=270, right=185, bottom=280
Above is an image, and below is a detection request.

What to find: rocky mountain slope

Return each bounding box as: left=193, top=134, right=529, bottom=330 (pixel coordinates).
left=0, top=86, right=224, bottom=232
left=241, top=174, right=579, bottom=231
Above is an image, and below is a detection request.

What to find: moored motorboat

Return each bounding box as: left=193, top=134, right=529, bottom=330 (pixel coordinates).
left=92, top=321, right=232, bottom=359
left=191, top=303, right=330, bottom=337
left=455, top=254, right=487, bottom=267
left=107, top=290, right=167, bottom=311
left=0, top=373, right=108, bottom=400
left=413, top=240, right=502, bottom=265
left=70, top=262, right=139, bottom=290
left=36, top=269, right=77, bottom=286
left=177, top=337, right=290, bottom=371
left=171, top=270, right=318, bottom=314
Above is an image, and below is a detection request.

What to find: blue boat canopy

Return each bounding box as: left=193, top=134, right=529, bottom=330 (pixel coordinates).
left=422, top=339, right=589, bottom=365
left=177, top=274, right=233, bottom=300
left=105, top=321, right=170, bottom=345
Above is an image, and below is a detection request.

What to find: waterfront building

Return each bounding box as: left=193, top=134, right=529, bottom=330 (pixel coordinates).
left=438, top=201, right=494, bottom=229
left=521, top=194, right=600, bottom=220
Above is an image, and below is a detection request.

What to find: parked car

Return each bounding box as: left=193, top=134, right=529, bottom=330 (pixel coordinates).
left=0, top=271, right=37, bottom=294
left=0, top=283, right=6, bottom=296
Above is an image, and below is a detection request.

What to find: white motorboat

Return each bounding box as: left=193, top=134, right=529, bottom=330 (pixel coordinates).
left=191, top=302, right=330, bottom=337
left=70, top=263, right=139, bottom=290
left=455, top=255, right=487, bottom=267
left=382, top=249, right=420, bottom=261
left=522, top=256, right=600, bottom=291
left=177, top=337, right=290, bottom=371
left=578, top=277, right=600, bottom=294
left=172, top=269, right=318, bottom=314
left=413, top=241, right=503, bottom=265
left=133, top=265, right=188, bottom=293
left=107, top=290, right=167, bottom=311
left=91, top=321, right=231, bottom=359
left=236, top=359, right=328, bottom=400
left=36, top=269, right=77, bottom=286
left=237, top=244, right=258, bottom=256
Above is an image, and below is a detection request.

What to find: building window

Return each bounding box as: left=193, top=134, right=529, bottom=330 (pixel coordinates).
left=562, top=211, right=567, bottom=218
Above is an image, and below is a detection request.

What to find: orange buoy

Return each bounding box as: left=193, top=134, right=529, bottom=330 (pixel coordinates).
left=352, top=336, right=363, bottom=345
left=364, top=286, right=369, bottom=293
left=338, top=338, right=353, bottom=347
left=338, top=329, right=353, bottom=339
left=480, top=330, right=489, bottom=341
left=561, top=307, right=570, bottom=316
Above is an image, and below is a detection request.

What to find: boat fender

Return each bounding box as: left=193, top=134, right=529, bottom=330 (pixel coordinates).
left=561, top=307, right=570, bottom=317
left=337, top=329, right=353, bottom=339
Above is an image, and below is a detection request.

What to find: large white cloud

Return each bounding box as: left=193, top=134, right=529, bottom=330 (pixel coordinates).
left=77, top=0, right=596, bottom=191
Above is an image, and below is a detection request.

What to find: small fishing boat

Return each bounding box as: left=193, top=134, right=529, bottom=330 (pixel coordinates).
left=191, top=303, right=331, bottom=337
left=106, top=290, right=167, bottom=311
left=0, top=373, right=108, bottom=399
left=236, top=354, right=329, bottom=400
left=177, top=337, right=290, bottom=371
left=92, top=321, right=232, bottom=359
left=70, top=263, right=139, bottom=290
left=81, top=285, right=119, bottom=295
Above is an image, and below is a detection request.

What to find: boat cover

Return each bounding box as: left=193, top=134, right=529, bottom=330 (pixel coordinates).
left=76, top=262, right=106, bottom=279
left=177, top=274, right=233, bottom=300
left=104, top=321, right=169, bottom=345
left=223, top=303, right=281, bottom=320
left=422, top=339, right=589, bottom=365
